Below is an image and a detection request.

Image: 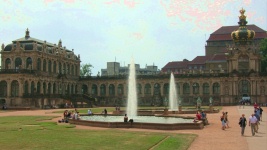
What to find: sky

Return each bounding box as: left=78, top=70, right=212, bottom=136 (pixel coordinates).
left=0, top=0, right=266, bottom=75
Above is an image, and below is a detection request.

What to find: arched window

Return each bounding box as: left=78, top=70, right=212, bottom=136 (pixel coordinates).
left=163, top=83, right=169, bottom=95
left=37, top=58, right=41, bottom=71
left=43, top=82, right=46, bottom=94
left=53, top=83, right=56, bottom=94
left=67, top=64, right=70, bottom=74
left=144, top=84, right=151, bottom=94
left=37, top=82, right=41, bottom=94
left=63, top=63, right=66, bottom=74
left=71, top=65, right=74, bottom=75
left=82, top=84, right=88, bottom=94
left=53, top=61, right=57, bottom=73
left=153, top=83, right=161, bottom=95
left=59, top=62, right=62, bottom=74
left=176, top=83, right=180, bottom=94
left=238, top=55, right=249, bottom=73
left=5, top=58, right=11, bottom=69
left=118, top=84, right=124, bottom=95
left=109, top=84, right=115, bottom=96
left=92, top=84, right=97, bottom=95
left=48, top=83, right=51, bottom=94
left=15, top=57, right=22, bottom=69
left=11, top=80, right=19, bottom=97
left=100, top=84, right=106, bottom=96
left=183, top=83, right=190, bottom=94
left=192, top=82, right=199, bottom=94
left=75, top=65, right=78, bottom=76
left=75, top=85, right=78, bottom=94
left=203, top=83, right=210, bottom=94
left=0, top=81, right=7, bottom=97
left=26, top=57, right=32, bottom=69
left=66, top=84, right=70, bottom=95
left=43, top=59, right=47, bottom=72
left=48, top=60, right=52, bottom=73
left=213, top=82, right=220, bottom=94
left=71, top=84, right=74, bottom=94
left=137, top=84, right=142, bottom=94
left=238, top=80, right=251, bottom=95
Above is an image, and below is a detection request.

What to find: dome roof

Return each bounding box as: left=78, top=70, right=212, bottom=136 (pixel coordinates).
left=3, top=44, right=12, bottom=51
left=231, top=8, right=255, bottom=45
left=3, top=43, right=43, bottom=51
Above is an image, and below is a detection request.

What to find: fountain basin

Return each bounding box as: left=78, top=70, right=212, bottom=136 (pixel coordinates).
left=68, top=115, right=204, bottom=130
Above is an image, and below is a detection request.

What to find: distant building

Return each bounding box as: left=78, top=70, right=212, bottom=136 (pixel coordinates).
left=161, top=24, right=267, bottom=74
left=0, top=29, right=80, bottom=108
left=101, top=62, right=159, bottom=76
left=161, top=59, right=189, bottom=74
left=205, top=24, right=266, bottom=56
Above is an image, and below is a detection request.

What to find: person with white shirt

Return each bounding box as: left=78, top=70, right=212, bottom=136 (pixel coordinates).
left=249, top=113, right=258, bottom=136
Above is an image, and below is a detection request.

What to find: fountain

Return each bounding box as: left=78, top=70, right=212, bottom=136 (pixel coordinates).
left=168, top=72, right=178, bottom=111
left=68, top=60, right=204, bottom=130
left=126, top=59, right=137, bottom=119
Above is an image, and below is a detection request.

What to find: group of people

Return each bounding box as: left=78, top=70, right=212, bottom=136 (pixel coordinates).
left=194, top=111, right=208, bottom=125
left=220, top=111, right=230, bottom=130
left=62, top=108, right=80, bottom=123
left=238, top=102, right=263, bottom=136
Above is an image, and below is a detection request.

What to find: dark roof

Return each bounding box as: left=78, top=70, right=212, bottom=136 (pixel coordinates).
left=207, top=25, right=267, bottom=41
left=189, top=56, right=213, bottom=65
left=162, top=60, right=190, bottom=70
left=13, top=36, right=55, bottom=47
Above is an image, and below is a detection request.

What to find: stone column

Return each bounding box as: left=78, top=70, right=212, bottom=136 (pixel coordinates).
left=7, top=80, right=11, bottom=97
left=151, top=82, right=154, bottom=96
left=160, top=82, right=164, bottom=98
left=19, top=79, right=24, bottom=97
left=97, top=83, right=101, bottom=97
left=142, top=83, right=145, bottom=97
left=107, top=84, right=110, bottom=96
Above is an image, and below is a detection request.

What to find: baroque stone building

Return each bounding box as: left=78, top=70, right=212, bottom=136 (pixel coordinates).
left=0, top=9, right=267, bottom=108
left=0, top=29, right=81, bottom=108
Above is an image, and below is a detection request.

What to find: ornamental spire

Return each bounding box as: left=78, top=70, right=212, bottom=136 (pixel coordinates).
left=25, top=28, right=30, bottom=39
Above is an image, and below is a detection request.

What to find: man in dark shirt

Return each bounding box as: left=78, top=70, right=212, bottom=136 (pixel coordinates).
left=239, top=114, right=247, bottom=136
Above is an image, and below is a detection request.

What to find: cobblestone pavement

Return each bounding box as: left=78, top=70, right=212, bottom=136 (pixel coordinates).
left=0, top=106, right=266, bottom=150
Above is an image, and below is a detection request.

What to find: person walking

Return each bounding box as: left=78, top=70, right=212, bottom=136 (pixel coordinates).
left=259, top=106, right=263, bottom=121
left=221, top=112, right=226, bottom=130
left=239, top=114, right=247, bottom=136
left=249, top=113, right=258, bottom=136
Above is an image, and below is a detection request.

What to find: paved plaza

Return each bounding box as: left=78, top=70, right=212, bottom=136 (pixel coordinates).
left=0, top=106, right=266, bottom=150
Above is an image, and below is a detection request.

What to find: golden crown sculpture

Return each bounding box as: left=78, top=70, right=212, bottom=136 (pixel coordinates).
left=231, top=8, right=255, bottom=45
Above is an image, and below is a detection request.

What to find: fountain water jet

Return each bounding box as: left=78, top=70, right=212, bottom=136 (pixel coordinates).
left=169, top=72, right=179, bottom=111
left=126, top=59, right=137, bottom=118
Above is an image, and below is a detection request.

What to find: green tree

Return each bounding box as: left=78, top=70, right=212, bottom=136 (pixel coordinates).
left=260, top=38, right=267, bottom=72
left=80, top=63, right=93, bottom=76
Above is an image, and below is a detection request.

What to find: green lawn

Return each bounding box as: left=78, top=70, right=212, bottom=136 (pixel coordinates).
left=0, top=116, right=196, bottom=150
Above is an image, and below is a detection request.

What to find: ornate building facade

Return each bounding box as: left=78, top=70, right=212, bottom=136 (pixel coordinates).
left=0, top=29, right=81, bottom=108
left=0, top=9, right=267, bottom=108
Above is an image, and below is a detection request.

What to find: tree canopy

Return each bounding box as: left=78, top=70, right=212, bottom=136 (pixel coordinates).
left=80, top=63, right=93, bottom=76
left=260, top=38, right=267, bottom=72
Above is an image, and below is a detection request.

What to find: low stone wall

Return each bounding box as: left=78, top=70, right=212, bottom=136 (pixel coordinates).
left=68, top=119, right=204, bottom=130
left=5, top=107, right=31, bottom=110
